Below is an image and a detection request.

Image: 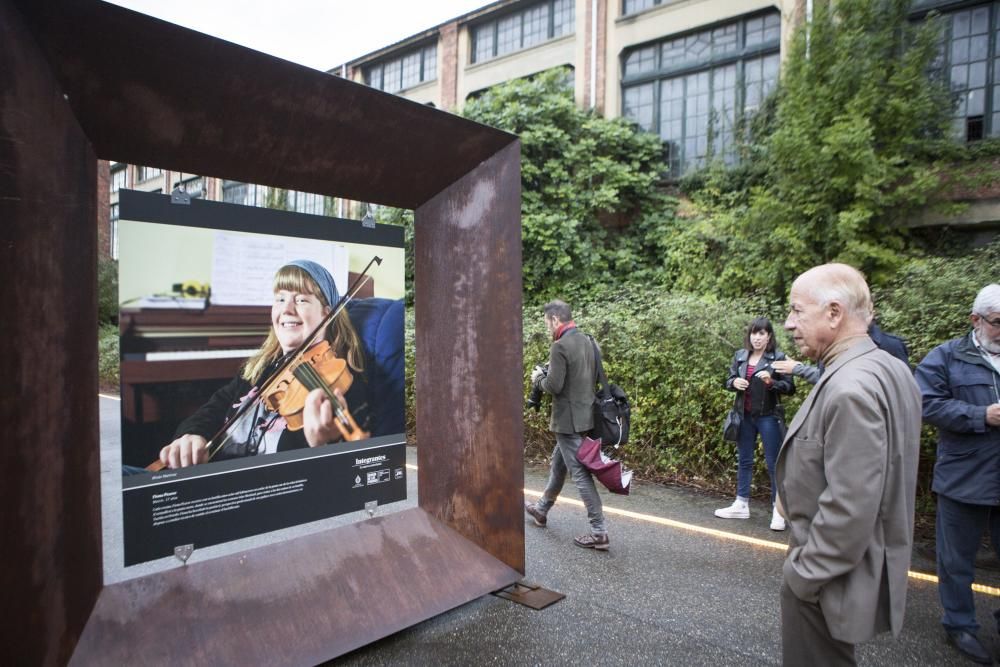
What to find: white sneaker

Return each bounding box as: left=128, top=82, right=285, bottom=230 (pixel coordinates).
left=770, top=506, right=786, bottom=531
left=714, top=499, right=749, bottom=519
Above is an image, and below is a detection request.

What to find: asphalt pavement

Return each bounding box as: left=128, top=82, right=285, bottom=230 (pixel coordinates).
left=98, top=397, right=999, bottom=665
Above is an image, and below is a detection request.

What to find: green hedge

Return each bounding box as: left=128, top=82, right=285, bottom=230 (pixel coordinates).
left=521, top=287, right=802, bottom=497
left=401, top=242, right=994, bottom=509
left=98, top=323, right=119, bottom=390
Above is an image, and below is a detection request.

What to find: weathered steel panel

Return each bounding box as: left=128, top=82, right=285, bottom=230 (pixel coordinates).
left=4, top=0, right=524, bottom=661
left=70, top=509, right=520, bottom=665
left=0, top=1, right=103, bottom=664
left=13, top=0, right=516, bottom=210
left=414, top=141, right=525, bottom=573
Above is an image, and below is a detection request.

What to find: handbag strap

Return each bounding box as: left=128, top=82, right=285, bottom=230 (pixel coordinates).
left=587, top=335, right=611, bottom=398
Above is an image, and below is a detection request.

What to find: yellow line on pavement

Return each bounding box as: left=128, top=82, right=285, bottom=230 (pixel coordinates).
left=99, top=393, right=120, bottom=401
left=522, top=489, right=1000, bottom=598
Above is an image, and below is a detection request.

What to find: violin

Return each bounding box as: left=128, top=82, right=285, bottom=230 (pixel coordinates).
left=260, top=339, right=369, bottom=441
left=146, top=256, right=381, bottom=472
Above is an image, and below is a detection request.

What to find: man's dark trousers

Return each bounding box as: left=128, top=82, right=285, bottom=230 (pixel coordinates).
left=937, top=493, right=1000, bottom=633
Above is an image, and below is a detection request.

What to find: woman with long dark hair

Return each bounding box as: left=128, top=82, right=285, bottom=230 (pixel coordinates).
left=715, top=317, right=795, bottom=530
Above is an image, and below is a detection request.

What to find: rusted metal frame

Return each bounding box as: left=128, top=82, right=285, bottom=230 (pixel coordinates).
left=4, top=0, right=525, bottom=661
left=0, top=1, right=102, bottom=663
left=12, top=0, right=516, bottom=210
left=414, top=141, right=526, bottom=574
left=70, top=509, right=522, bottom=665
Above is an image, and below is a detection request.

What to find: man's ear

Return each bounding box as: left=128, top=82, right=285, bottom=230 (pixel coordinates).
left=827, top=301, right=844, bottom=328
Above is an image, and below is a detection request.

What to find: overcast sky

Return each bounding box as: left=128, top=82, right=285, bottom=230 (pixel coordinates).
left=105, top=0, right=490, bottom=71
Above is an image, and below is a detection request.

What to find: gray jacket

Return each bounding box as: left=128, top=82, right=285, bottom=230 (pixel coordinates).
left=537, top=327, right=595, bottom=434
left=776, top=338, right=921, bottom=644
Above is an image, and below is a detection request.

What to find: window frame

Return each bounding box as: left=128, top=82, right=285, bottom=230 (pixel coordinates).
left=470, top=0, right=575, bottom=64
left=620, top=9, right=782, bottom=177
left=364, top=41, right=439, bottom=93
left=925, top=1, right=1000, bottom=141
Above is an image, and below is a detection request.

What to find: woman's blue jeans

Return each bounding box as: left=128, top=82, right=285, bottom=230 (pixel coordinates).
left=736, top=411, right=782, bottom=503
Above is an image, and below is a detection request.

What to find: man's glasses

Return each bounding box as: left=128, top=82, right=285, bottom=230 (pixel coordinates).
left=977, top=313, right=1000, bottom=328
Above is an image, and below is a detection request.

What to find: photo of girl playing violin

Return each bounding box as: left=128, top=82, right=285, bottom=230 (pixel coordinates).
left=156, top=259, right=371, bottom=469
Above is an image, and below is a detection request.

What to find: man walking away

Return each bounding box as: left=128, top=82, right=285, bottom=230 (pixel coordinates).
left=524, top=300, right=609, bottom=550
left=915, top=283, right=1000, bottom=665
left=776, top=264, right=921, bottom=666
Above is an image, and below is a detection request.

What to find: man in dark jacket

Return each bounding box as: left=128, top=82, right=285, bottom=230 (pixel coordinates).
left=524, top=300, right=609, bottom=549
left=915, top=283, right=1000, bottom=665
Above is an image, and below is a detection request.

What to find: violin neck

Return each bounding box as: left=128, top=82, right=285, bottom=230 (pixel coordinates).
left=292, top=363, right=364, bottom=439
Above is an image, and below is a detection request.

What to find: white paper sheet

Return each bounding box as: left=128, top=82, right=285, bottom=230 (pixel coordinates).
left=210, top=232, right=348, bottom=306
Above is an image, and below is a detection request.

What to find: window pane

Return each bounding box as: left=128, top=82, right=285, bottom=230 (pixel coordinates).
left=474, top=23, right=494, bottom=62
left=763, top=12, right=781, bottom=42
left=625, top=45, right=657, bottom=76
left=623, top=82, right=655, bottom=132
left=223, top=181, right=248, bottom=205
left=953, top=11, right=971, bottom=38
left=685, top=31, right=712, bottom=61
left=661, top=37, right=686, bottom=68
left=712, top=23, right=738, bottom=56
left=624, top=0, right=657, bottom=14
left=365, top=64, right=383, bottom=90
left=497, top=14, right=520, bottom=56
left=423, top=45, right=437, bottom=81
left=553, top=0, right=575, bottom=36
left=383, top=59, right=402, bottom=93
left=523, top=4, right=548, bottom=47
left=969, top=60, right=987, bottom=88
left=712, top=64, right=737, bottom=162
left=111, top=168, right=126, bottom=193
left=401, top=52, right=421, bottom=89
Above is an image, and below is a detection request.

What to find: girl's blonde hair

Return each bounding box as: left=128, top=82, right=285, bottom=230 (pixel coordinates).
left=242, top=265, right=364, bottom=384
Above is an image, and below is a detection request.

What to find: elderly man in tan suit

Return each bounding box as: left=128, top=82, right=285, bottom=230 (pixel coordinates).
left=776, top=264, right=921, bottom=666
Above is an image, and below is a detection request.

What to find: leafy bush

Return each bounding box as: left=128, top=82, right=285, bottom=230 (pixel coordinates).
left=98, top=323, right=119, bottom=390
left=98, top=256, right=118, bottom=325
left=462, top=68, right=678, bottom=299
left=521, top=285, right=802, bottom=497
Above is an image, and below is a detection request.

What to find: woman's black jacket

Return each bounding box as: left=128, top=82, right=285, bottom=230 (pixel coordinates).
left=724, top=348, right=795, bottom=417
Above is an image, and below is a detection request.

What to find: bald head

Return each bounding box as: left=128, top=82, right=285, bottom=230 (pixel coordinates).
left=785, top=263, right=873, bottom=361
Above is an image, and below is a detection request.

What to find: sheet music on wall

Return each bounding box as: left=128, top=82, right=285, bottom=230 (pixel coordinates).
left=211, top=231, right=349, bottom=306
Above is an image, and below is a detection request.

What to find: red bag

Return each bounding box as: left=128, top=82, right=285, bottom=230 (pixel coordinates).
left=576, top=436, right=632, bottom=495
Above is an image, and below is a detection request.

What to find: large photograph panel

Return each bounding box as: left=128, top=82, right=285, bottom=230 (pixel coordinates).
left=117, top=190, right=406, bottom=565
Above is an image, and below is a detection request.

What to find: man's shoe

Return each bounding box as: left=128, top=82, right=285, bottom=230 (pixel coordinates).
left=524, top=502, right=547, bottom=527
left=770, top=506, right=787, bottom=531
left=574, top=533, right=610, bottom=550
left=945, top=629, right=992, bottom=664
left=715, top=499, right=749, bottom=519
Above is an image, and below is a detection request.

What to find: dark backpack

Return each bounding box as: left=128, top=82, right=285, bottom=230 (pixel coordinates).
left=587, top=336, right=631, bottom=449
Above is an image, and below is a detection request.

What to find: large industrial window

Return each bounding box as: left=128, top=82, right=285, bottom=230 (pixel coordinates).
left=471, top=0, right=575, bottom=63
left=365, top=44, right=438, bottom=94
left=936, top=2, right=999, bottom=140
left=621, top=11, right=781, bottom=177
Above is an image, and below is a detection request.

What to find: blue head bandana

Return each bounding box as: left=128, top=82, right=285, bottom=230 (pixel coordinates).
left=284, top=259, right=341, bottom=308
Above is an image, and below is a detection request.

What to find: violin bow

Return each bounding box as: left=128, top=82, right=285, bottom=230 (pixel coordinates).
left=145, top=255, right=382, bottom=471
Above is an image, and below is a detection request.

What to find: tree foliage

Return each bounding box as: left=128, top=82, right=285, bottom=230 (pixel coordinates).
left=462, top=68, right=678, bottom=300
left=673, top=0, right=953, bottom=300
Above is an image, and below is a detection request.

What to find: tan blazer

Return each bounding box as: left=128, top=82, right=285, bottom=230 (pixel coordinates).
left=776, top=337, right=921, bottom=644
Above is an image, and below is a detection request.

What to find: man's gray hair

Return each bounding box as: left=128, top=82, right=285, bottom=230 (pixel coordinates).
left=972, top=283, right=1000, bottom=316
left=801, top=263, right=874, bottom=323
left=543, top=300, right=572, bottom=322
